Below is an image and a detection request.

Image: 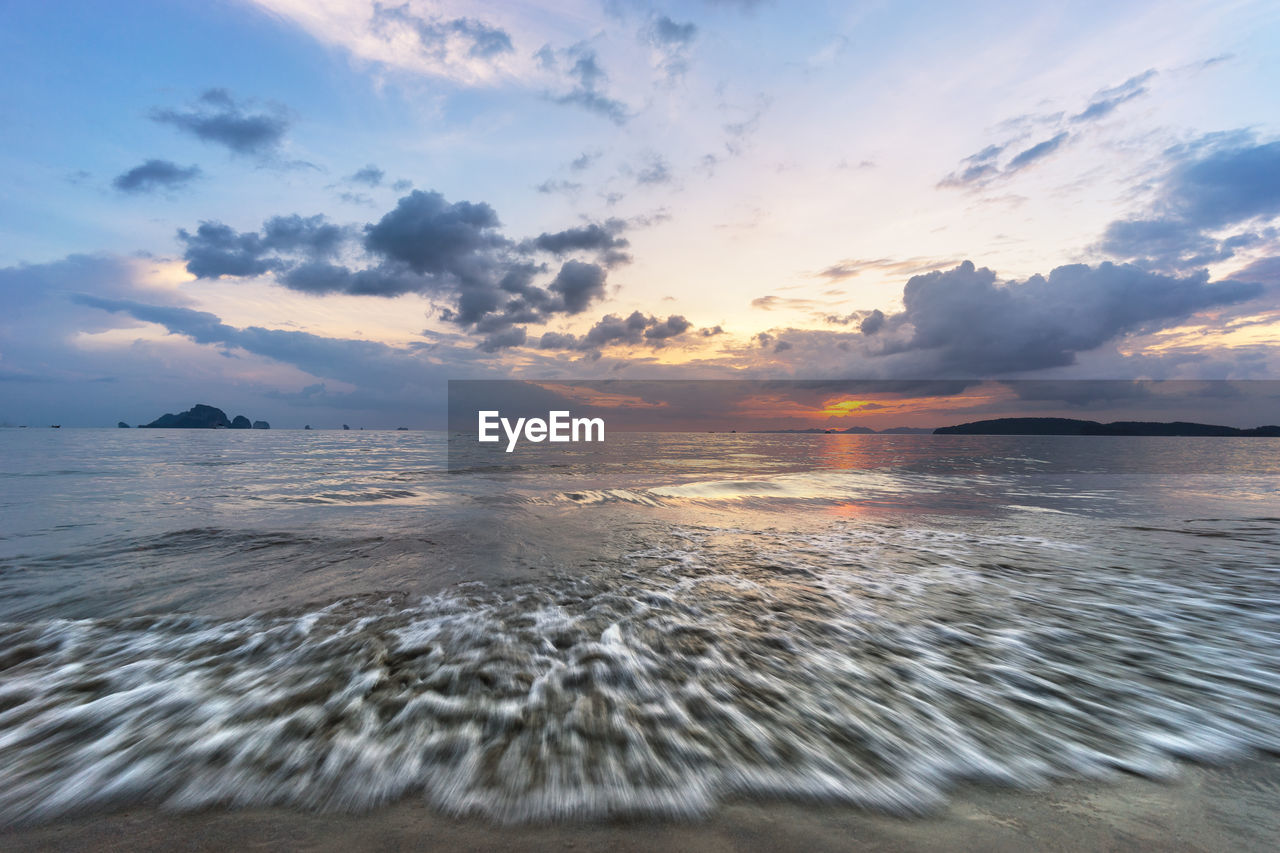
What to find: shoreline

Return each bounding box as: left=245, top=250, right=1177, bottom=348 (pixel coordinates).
left=5, top=757, right=1278, bottom=852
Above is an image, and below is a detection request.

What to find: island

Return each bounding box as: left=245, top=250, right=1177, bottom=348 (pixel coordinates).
left=934, top=417, right=1280, bottom=437
left=139, top=404, right=270, bottom=429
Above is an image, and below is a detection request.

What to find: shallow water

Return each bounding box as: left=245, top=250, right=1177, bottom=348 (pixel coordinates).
left=1, top=430, right=1278, bottom=823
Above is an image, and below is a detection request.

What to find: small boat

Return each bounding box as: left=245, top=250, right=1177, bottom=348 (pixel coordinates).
left=50, top=425, right=61, bottom=429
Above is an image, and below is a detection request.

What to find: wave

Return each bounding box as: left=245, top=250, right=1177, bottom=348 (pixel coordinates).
left=1, top=525, right=1278, bottom=824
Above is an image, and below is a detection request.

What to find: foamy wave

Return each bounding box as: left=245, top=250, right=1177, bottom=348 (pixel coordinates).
left=1, top=525, right=1278, bottom=824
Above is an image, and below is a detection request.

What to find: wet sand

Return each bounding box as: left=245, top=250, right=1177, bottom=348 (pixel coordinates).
left=5, top=758, right=1278, bottom=852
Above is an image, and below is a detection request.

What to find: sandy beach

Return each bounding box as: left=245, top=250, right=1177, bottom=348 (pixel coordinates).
left=5, top=758, right=1278, bottom=852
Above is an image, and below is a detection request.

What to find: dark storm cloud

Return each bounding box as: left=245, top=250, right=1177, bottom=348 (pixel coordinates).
left=1005, top=132, right=1069, bottom=173
left=1097, top=137, right=1280, bottom=270
left=1071, top=69, right=1155, bottom=123
left=347, top=164, right=384, bottom=187
left=886, top=260, right=1261, bottom=374
left=371, top=3, right=514, bottom=60
left=112, top=160, right=201, bottom=194
left=152, top=89, right=290, bottom=157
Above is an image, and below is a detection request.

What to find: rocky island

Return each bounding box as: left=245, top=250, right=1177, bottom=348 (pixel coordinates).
left=139, top=404, right=270, bottom=429
left=934, top=417, right=1280, bottom=436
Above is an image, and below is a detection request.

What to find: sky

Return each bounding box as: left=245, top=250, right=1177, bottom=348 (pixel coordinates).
left=2, top=0, right=1280, bottom=428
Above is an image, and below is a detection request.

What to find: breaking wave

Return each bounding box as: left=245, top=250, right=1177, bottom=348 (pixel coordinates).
left=2, top=523, right=1279, bottom=824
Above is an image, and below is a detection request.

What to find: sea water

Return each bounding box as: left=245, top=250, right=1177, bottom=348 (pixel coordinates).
left=1, top=429, right=1278, bottom=822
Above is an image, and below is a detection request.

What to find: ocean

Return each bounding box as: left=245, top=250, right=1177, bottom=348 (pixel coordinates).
left=1, top=429, right=1278, bottom=825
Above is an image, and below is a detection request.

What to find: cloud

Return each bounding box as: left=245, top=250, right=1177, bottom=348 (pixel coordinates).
left=371, top=3, right=514, bottom=61
left=859, top=309, right=885, bottom=335
left=570, top=151, right=599, bottom=171
left=938, top=133, right=1073, bottom=188
left=871, top=260, right=1261, bottom=374
left=635, top=154, right=673, bottom=185
left=943, top=65, right=1170, bottom=189
left=347, top=164, right=384, bottom=187
left=535, top=179, right=583, bottom=195
left=547, top=260, right=608, bottom=314
left=817, top=257, right=959, bottom=281
left=112, top=160, right=201, bottom=194
left=1229, top=255, right=1280, bottom=286
left=643, top=314, right=692, bottom=340
left=152, top=89, right=290, bottom=158
left=936, top=144, right=1004, bottom=188
left=647, top=15, right=697, bottom=80
left=527, top=221, right=630, bottom=266
left=1005, top=132, right=1070, bottom=173
left=364, top=190, right=507, bottom=279
left=278, top=262, right=422, bottom=296
left=535, top=311, right=693, bottom=352
left=177, top=190, right=621, bottom=341
left=652, top=16, right=697, bottom=46
left=178, top=214, right=347, bottom=278
left=552, top=47, right=630, bottom=124
left=1097, top=136, right=1280, bottom=270
left=1071, top=69, right=1156, bottom=123
left=479, top=325, right=527, bottom=352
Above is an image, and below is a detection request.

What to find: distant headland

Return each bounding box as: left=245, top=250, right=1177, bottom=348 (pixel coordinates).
left=134, top=404, right=269, bottom=429
left=933, top=417, right=1280, bottom=437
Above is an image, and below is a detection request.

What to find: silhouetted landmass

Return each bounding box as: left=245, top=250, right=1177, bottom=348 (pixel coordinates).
left=934, top=417, right=1280, bottom=436
left=140, top=404, right=271, bottom=429
left=117, top=421, right=130, bottom=428
left=142, top=404, right=231, bottom=429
